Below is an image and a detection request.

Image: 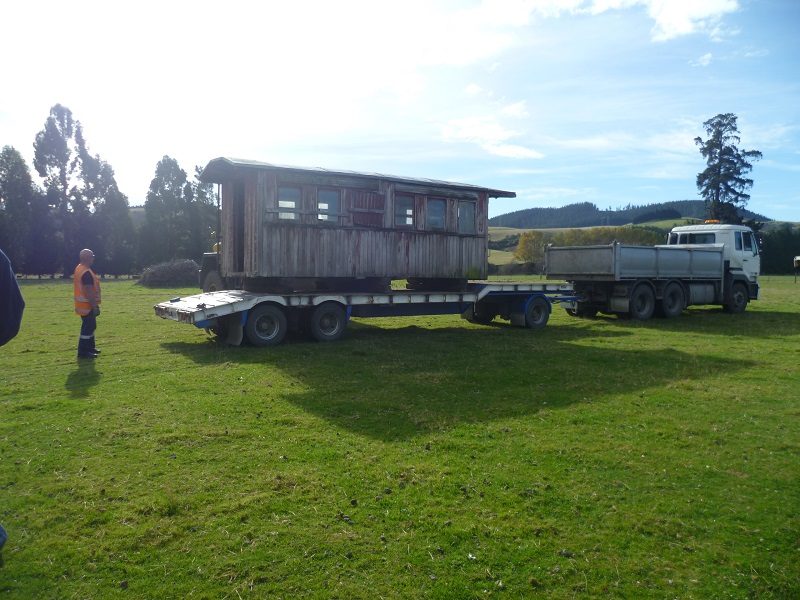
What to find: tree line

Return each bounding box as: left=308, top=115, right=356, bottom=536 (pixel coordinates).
left=0, top=104, right=218, bottom=276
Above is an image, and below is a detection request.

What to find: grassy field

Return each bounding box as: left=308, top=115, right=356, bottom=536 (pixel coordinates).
left=1, top=278, right=799, bottom=599
left=488, top=249, right=517, bottom=266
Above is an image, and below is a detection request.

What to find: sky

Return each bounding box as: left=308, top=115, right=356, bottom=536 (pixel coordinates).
left=1, top=0, right=798, bottom=220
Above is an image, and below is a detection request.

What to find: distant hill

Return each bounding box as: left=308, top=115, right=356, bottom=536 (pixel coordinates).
left=489, top=200, right=771, bottom=229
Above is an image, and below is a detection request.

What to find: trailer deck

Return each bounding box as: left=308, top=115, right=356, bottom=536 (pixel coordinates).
left=154, top=282, right=576, bottom=345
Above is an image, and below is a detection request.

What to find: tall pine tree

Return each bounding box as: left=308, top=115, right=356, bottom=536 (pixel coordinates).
left=695, top=113, right=762, bottom=223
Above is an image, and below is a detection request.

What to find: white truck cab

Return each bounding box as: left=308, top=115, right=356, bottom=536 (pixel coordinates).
left=667, top=223, right=761, bottom=283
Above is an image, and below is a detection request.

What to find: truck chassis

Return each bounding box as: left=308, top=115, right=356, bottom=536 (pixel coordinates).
left=154, top=283, right=576, bottom=346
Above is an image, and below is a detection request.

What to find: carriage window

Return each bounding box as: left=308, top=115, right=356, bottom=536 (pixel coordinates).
left=458, top=201, right=476, bottom=234
left=317, top=189, right=340, bottom=223
left=277, top=186, right=301, bottom=220
left=395, top=194, right=414, bottom=227
left=427, top=198, right=446, bottom=231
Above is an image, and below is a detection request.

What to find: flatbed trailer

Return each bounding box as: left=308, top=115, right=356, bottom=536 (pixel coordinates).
left=154, top=282, right=576, bottom=346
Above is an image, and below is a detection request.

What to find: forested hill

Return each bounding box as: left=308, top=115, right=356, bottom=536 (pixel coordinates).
left=489, top=200, right=771, bottom=229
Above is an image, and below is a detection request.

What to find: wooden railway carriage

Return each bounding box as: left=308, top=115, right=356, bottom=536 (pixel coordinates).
left=199, top=157, right=515, bottom=292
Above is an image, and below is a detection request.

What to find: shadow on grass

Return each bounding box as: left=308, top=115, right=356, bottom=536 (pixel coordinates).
left=579, top=308, right=800, bottom=338
left=64, top=360, right=102, bottom=398
left=161, top=319, right=755, bottom=441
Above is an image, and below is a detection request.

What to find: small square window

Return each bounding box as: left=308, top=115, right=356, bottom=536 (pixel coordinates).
left=395, top=194, right=414, bottom=227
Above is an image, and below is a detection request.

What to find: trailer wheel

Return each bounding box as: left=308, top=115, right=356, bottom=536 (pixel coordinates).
left=245, top=304, right=287, bottom=347
left=202, top=271, right=224, bottom=293
left=629, top=284, right=655, bottom=320
left=310, top=302, right=347, bottom=342
left=725, top=282, right=749, bottom=313
left=525, top=297, right=551, bottom=330
left=658, top=283, right=685, bottom=318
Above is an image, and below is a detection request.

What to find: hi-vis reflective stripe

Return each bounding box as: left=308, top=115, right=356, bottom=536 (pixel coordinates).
left=80, top=335, right=93, bottom=339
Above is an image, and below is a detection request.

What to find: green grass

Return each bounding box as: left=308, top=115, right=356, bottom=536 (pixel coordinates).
left=488, top=249, right=517, bottom=266
left=2, top=278, right=799, bottom=598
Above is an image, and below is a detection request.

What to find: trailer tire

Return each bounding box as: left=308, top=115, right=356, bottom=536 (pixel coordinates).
left=245, top=304, right=287, bottom=347
left=525, top=297, right=551, bottom=330
left=725, top=282, right=749, bottom=313
left=202, top=271, right=224, bottom=293
left=658, top=283, right=685, bottom=318
left=310, top=302, right=347, bottom=342
left=629, top=284, right=655, bottom=321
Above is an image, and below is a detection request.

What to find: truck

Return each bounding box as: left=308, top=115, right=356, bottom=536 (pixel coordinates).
left=544, top=223, right=760, bottom=319
left=155, top=157, right=577, bottom=345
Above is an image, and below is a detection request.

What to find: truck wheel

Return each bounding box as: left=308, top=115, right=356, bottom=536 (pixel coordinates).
left=725, top=282, right=749, bottom=313
left=245, top=304, right=287, bottom=346
left=658, top=283, right=685, bottom=318
left=525, top=297, right=551, bottom=330
left=629, top=285, right=655, bottom=320
left=310, top=302, right=347, bottom=342
left=202, top=271, right=224, bottom=292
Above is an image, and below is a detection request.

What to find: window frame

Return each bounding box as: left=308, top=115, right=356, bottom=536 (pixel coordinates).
left=426, top=197, right=447, bottom=232
left=316, top=188, right=341, bottom=225
left=394, top=193, right=415, bottom=228
left=277, top=185, right=302, bottom=221
left=457, top=200, right=476, bottom=235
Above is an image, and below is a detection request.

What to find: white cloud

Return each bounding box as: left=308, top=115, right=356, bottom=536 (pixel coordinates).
left=690, top=53, right=713, bottom=67
left=442, top=116, right=544, bottom=159
left=644, top=0, right=740, bottom=42
left=465, top=83, right=484, bottom=96
left=485, top=144, right=544, bottom=159
left=501, top=101, right=530, bottom=118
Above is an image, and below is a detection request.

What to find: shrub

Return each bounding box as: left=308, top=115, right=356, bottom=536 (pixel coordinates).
left=137, top=259, right=199, bottom=288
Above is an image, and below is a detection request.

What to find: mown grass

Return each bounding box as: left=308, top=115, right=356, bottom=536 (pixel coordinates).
left=1, top=278, right=799, bottom=599
left=488, top=249, right=517, bottom=266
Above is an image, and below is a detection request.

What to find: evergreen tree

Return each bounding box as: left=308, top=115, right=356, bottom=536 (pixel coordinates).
left=694, top=113, right=762, bottom=223
left=140, top=156, right=190, bottom=265
left=0, top=146, right=35, bottom=269
left=33, top=104, right=131, bottom=274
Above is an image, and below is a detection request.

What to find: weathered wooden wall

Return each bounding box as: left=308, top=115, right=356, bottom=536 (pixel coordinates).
left=220, top=170, right=490, bottom=279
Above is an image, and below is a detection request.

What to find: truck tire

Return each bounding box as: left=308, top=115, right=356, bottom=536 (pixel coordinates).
left=525, top=296, right=551, bottom=330
left=725, top=282, right=749, bottom=313
left=658, top=283, right=685, bottom=318
left=245, top=304, right=288, bottom=346
left=202, top=271, right=224, bottom=293
left=310, top=302, right=347, bottom=342
left=629, top=284, right=655, bottom=321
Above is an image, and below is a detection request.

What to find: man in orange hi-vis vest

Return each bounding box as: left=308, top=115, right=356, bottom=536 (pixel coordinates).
left=73, top=248, right=101, bottom=359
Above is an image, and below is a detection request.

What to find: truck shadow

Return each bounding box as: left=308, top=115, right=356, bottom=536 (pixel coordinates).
left=162, top=321, right=755, bottom=441
left=581, top=308, right=800, bottom=338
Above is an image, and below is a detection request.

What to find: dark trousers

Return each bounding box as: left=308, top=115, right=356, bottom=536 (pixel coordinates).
left=78, top=313, right=97, bottom=356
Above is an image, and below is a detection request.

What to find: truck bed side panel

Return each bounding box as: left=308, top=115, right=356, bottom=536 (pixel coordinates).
left=546, top=244, right=725, bottom=281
